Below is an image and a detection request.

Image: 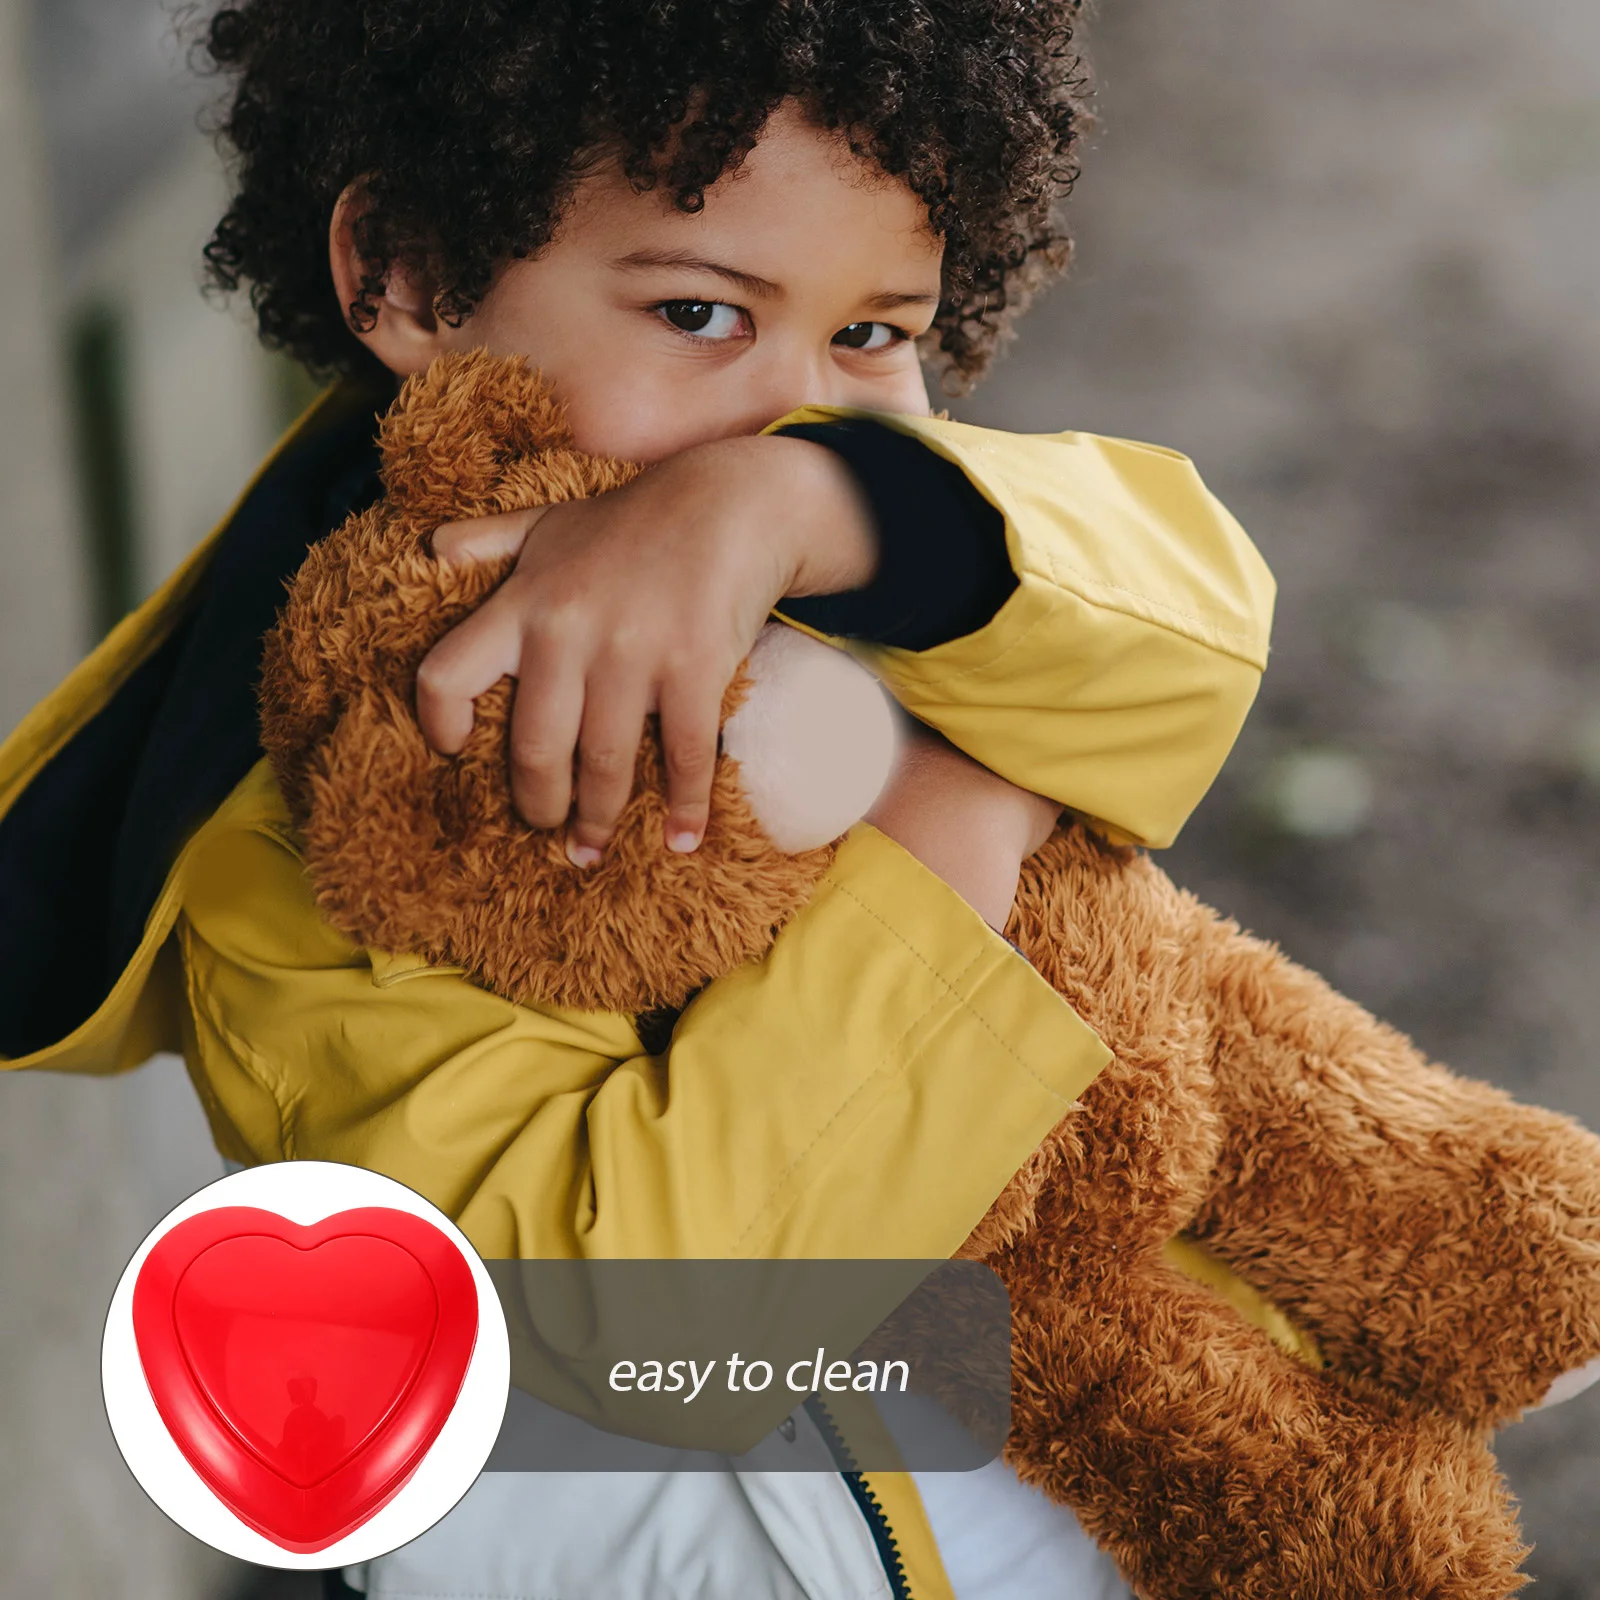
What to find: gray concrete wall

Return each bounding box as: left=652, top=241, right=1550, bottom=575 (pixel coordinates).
left=0, top=2, right=237, bottom=1594
left=0, top=0, right=85, bottom=732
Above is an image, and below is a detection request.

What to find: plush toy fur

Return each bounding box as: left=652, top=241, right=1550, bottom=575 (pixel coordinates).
left=260, top=359, right=839, bottom=1016
left=261, top=353, right=1600, bottom=1599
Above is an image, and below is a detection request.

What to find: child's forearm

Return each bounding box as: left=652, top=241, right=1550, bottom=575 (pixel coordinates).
left=864, top=727, right=1059, bottom=932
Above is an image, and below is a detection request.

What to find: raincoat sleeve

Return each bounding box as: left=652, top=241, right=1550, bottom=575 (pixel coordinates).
left=175, top=762, right=1110, bottom=1260
left=769, top=408, right=1277, bottom=848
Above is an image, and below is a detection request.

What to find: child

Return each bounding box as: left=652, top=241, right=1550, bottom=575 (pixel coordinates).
left=0, top=3, right=1272, bottom=1596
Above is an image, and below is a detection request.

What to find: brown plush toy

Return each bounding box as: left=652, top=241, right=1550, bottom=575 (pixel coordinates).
left=261, top=352, right=1600, bottom=1600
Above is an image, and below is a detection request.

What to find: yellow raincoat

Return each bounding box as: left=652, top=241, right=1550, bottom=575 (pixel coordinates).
left=0, top=383, right=1274, bottom=1597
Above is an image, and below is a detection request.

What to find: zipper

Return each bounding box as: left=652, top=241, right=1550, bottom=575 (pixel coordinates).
left=803, top=1395, right=913, bottom=1600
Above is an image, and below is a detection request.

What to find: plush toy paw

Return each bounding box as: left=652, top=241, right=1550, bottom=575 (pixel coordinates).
left=1008, top=1275, right=1530, bottom=1600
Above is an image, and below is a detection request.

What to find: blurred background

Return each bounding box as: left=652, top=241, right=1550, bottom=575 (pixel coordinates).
left=0, top=0, right=1595, bottom=1594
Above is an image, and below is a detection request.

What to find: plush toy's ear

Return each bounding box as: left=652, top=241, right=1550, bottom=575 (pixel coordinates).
left=376, top=350, right=614, bottom=521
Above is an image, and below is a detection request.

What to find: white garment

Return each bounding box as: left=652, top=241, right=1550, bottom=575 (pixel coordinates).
left=343, top=1471, right=892, bottom=1600
left=915, top=1463, right=1132, bottom=1600
left=341, top=1464, right=1133, bottom=1600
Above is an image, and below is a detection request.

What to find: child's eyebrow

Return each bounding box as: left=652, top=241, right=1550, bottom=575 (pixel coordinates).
left=611, top=249, right=940, bottom=315
left=862, top=290, right=942, bottom=311
left=611, top=249, right=781, bottom=299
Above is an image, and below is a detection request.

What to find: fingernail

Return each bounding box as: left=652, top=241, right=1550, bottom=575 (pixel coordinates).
left=565, top=838, right=603, bottom=868
left=667, top=830, right=701, bottom=854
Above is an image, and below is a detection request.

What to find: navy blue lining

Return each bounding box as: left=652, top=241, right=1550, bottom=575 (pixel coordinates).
left=777, top=418, right=1016, bottom=651
left=104, top=436, right=382, bottom=972
left=0, top=399, right=383, bottom=1059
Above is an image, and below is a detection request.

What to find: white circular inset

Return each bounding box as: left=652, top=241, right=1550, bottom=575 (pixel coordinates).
left=101, top=1161, right=510, bottom=1568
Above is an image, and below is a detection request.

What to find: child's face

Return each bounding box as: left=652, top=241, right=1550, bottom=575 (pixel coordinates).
left=346, top=103, right=944, bottom=462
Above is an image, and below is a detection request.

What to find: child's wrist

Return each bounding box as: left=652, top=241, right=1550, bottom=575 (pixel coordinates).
left=867, top=817, right=1025, bottom=933
left=758, top=436, right=879, bottom=600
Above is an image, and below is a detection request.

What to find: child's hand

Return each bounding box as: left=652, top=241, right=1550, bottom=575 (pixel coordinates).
left=416, top=436, right=877, bottom=861
left=865, top=728, right=1061, bottom=933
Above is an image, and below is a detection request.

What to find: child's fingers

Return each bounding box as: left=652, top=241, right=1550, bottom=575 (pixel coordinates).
left=566, top=673, right=652, bottom=864
left=431, top=506, right=545, bottom=566
left=415, top=601, right=524, bottom=753
left=507, top=644, right=585, bottom=830
left=657, top=669, right=723, bottom=853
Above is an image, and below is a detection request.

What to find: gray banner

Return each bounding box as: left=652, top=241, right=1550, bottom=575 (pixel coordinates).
left=481, top=1259, right=1010, bottom=1471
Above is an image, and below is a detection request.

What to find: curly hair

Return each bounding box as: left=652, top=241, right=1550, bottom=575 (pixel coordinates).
left=198, top=0, right=1090, bottom=389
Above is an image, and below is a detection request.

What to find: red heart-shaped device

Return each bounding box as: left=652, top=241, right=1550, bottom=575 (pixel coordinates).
left=132, top=1206, right=478, bottom=1553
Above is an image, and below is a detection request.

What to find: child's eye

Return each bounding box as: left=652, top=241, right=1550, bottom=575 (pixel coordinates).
left=832, top=322, right=905, bottom=352
left=657, top=301, right=747, bottom=341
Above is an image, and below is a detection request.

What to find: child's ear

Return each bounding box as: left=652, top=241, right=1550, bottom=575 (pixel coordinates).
left=329, top=182, right=453, bottom=377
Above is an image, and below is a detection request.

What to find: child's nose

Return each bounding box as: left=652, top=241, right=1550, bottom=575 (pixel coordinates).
left=738, top=349, right=849, bottom=432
